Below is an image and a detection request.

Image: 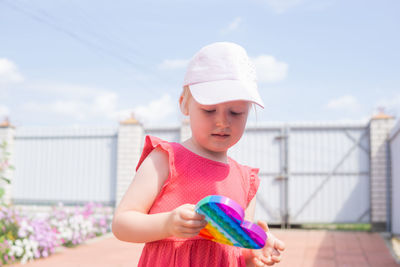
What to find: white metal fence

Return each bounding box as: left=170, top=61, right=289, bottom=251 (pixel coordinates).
left=3, top=118, right=398, bottom=226
left=13, top=127, right=118, bottom=206
left=390, top=121, right=400, bottom=235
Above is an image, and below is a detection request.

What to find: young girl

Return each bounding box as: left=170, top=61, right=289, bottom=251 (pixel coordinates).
left=112, top=42, right=285, bottom=267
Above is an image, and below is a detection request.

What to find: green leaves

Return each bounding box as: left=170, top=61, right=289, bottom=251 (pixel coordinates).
left=0, top=140, right=14, bottom=203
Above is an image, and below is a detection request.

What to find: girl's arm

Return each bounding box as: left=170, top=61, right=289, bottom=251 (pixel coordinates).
left=112, top=147, right=207, bottom=243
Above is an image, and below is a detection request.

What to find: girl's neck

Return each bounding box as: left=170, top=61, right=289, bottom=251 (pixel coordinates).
left=182, top=138, right=228, bottom=164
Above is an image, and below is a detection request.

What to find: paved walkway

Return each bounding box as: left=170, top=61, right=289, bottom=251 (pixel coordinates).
left=10, top=230, right=400, bottom=267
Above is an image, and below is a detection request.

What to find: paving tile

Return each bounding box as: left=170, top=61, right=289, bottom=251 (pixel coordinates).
left=336, top=254, right=369, bottom=266
left=8, top=230, right=400, bottom=267
left=302, top=258, right=336, bottom=267
left=365, top=252, right=399, bottom=266
left=11, top=236, right=144, bottom=267
left=305, top=247, right=336, bottom=260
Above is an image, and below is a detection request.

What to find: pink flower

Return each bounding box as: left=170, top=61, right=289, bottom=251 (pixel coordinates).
left=42, top=250, right=48, bottom=258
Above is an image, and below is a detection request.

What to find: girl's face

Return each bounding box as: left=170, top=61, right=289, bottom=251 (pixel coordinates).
left=187, top=98, right=250, bottom=155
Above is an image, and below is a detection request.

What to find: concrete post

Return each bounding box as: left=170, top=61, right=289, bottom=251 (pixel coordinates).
left=369, top=112, right=395, bottom=231
left=0, top=118, right=15, bottom=205
left=115, top=115, right=144, bottom=206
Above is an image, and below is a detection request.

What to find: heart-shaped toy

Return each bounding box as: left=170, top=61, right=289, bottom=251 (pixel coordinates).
left=195, top=195, right=267, bottom=249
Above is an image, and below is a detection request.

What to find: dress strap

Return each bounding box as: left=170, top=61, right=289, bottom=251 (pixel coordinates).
left=136, top=135, right=176, bottom=178
left=247, top=167, right=260, bottom=205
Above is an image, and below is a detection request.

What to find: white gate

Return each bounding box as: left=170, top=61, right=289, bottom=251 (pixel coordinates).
left=230, top=122, right=370, bottom=225
left=288, top=124, right=370, bottom=224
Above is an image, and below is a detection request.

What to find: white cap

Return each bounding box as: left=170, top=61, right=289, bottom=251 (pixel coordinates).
left=183, top=42, right=264, bottom=108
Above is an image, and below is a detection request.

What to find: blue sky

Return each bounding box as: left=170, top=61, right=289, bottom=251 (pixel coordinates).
left=0, top=0, right=399, bottom=127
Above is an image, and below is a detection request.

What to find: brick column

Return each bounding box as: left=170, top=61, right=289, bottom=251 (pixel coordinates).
left=115, top=115, right=144, bottom=206
left=390, top=120, right=400, bottom=235
left=0, top=118, right=15, bottom=205
left=369, top=112, right=395, bottom=231
left=180, top=118, right=191, bottom=142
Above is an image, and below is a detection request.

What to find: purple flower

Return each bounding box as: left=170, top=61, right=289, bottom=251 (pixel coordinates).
left=1, top=201, right=112, bottom=264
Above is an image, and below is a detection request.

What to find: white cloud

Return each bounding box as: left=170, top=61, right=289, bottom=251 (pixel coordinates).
left=221, top=17, right=243, bottom=34
left=22, top=84, right=119, bottom=121
left=263, top=0, right=304, bottom=13
left=0, top=58, right=24, bottom=85
left=19, top=82, right=178, bottom=125
left=158, top=59, right=189, bottom=70
left=0, top=105, right=9, bottom=118
left=374, top=94, right=400, bottom=116
left=26, top=82, right=107, bottom=98
left=133, top=94, right=176, bottom=125
left=325, top=95, right=362, bottom=112
left=252, top=55, right=288, bottom=83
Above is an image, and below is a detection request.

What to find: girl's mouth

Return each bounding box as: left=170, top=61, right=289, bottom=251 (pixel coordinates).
left=211, top=133, right=230, bottom=139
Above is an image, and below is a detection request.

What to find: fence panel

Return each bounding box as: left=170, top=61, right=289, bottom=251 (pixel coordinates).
left=288, top=123, right=370, bottom=223
left=390, top=120, right=400, bottom=235
left=229, top=125, right=285, bottom=224
left=13, top=127, right=117, bottom=206
left=144, top=127, right=181, bottom=143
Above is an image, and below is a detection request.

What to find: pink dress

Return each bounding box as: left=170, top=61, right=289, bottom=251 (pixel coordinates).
left=136, top=135, right=260, bottom=267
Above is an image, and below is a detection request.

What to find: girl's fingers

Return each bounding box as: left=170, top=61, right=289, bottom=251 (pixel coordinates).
left=271, top=254, right=282, bottom=263
left=257, top=219, right=285, bottom=252
left=270, top=249, right=280, bottom=257
left=181, top=208, right=205, bottom=221
left=257, top=255, right=274, bottom=266
left=275, top=239, right=285, bottom=251
left=257, top=220, right=269, bottom=232
left=182, top=217, right=206, bottom=230
left=179, top=225, right=205, bottom=235
left=253, top=257, right=265, bottom=267
left=181, top=223, right=207, bottom=232
left=184, top=219, right=207, bottom=228
left=180, top=219, right=207, bottom=231
left=259, top=253, right=281, bottom=265
left=187, top=212, right=206, bottom=221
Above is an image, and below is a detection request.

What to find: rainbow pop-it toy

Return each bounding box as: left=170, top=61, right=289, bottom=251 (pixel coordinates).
left=195, top=195, right=267, bottom=249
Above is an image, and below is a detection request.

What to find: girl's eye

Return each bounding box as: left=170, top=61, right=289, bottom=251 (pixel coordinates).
left=231, top=111, right=243, bottom=116
left=203, top=109, right=216, bottom=113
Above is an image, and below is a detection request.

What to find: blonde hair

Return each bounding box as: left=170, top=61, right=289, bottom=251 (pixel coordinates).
left=179, top=85, right=192, bottom=116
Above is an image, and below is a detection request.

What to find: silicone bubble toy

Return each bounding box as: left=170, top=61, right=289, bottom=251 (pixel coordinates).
left=195, top=195, right=267, bottom=249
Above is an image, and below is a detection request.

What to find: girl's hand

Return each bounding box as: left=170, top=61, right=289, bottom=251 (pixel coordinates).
left=249, top=221, right=285, bottom=266
left=167, top=204, right=208, bottom=238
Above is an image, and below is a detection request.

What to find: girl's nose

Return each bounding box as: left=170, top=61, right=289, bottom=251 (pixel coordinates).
left=215, top=112, right=230, bottom=127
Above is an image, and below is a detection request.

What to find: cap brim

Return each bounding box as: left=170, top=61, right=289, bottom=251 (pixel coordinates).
left=189, top=80, right=264, bottom=108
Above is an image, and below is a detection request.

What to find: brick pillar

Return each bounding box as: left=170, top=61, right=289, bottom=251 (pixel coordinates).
left=390, top=120, right=400, bottom=235
left=0, top=118, right=15, bottom=205
left=369, top=112, right=395, bottom=231
left=180, top=118, right=192, bottom=142
left=115, top=115, right=144, bottom=206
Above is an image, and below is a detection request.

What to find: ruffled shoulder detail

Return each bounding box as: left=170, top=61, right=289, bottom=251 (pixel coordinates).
left=135, top=135, right=176, bottom=178
left=247, top=167, right=260, bottom=205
